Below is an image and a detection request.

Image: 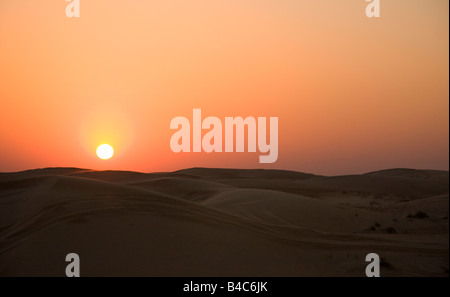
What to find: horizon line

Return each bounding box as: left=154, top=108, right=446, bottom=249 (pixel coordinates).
left=1, top=166, right=448, bottom=177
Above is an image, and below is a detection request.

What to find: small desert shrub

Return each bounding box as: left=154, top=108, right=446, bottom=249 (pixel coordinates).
left=380, top=258, right=393, bottom=269
left=384, top=227, right=398, bottom=234
left=407, top=211, right=428, bottom=219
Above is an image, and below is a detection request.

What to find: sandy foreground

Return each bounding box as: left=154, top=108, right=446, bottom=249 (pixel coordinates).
left=0, top=167, right=448, bottom=276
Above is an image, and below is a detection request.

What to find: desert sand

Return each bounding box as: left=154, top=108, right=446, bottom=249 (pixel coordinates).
left=0, top=167, right=448, bottom=276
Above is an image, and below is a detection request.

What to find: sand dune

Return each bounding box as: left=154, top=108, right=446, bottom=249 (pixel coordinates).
left=0, top=168, right=448, bottom=276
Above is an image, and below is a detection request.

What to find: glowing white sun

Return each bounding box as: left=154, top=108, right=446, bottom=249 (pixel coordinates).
left=96, top=144, right=114, bottom=160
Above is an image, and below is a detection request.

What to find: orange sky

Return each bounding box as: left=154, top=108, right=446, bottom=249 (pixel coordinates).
left=0, top=0, right=448, bottom=175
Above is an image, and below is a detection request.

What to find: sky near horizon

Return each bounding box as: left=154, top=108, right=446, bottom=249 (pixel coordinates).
left=0, top=0, right=448, bottom=175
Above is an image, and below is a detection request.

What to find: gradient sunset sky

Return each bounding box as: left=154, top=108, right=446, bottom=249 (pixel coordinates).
left=0, top=0, right=448, bottom=175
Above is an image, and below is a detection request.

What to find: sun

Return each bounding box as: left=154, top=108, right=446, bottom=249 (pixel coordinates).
left=96, top=144, right=114, bottom=160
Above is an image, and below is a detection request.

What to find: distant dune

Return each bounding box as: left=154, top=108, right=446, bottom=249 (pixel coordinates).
left=0, top=168, right=448, bottom=276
